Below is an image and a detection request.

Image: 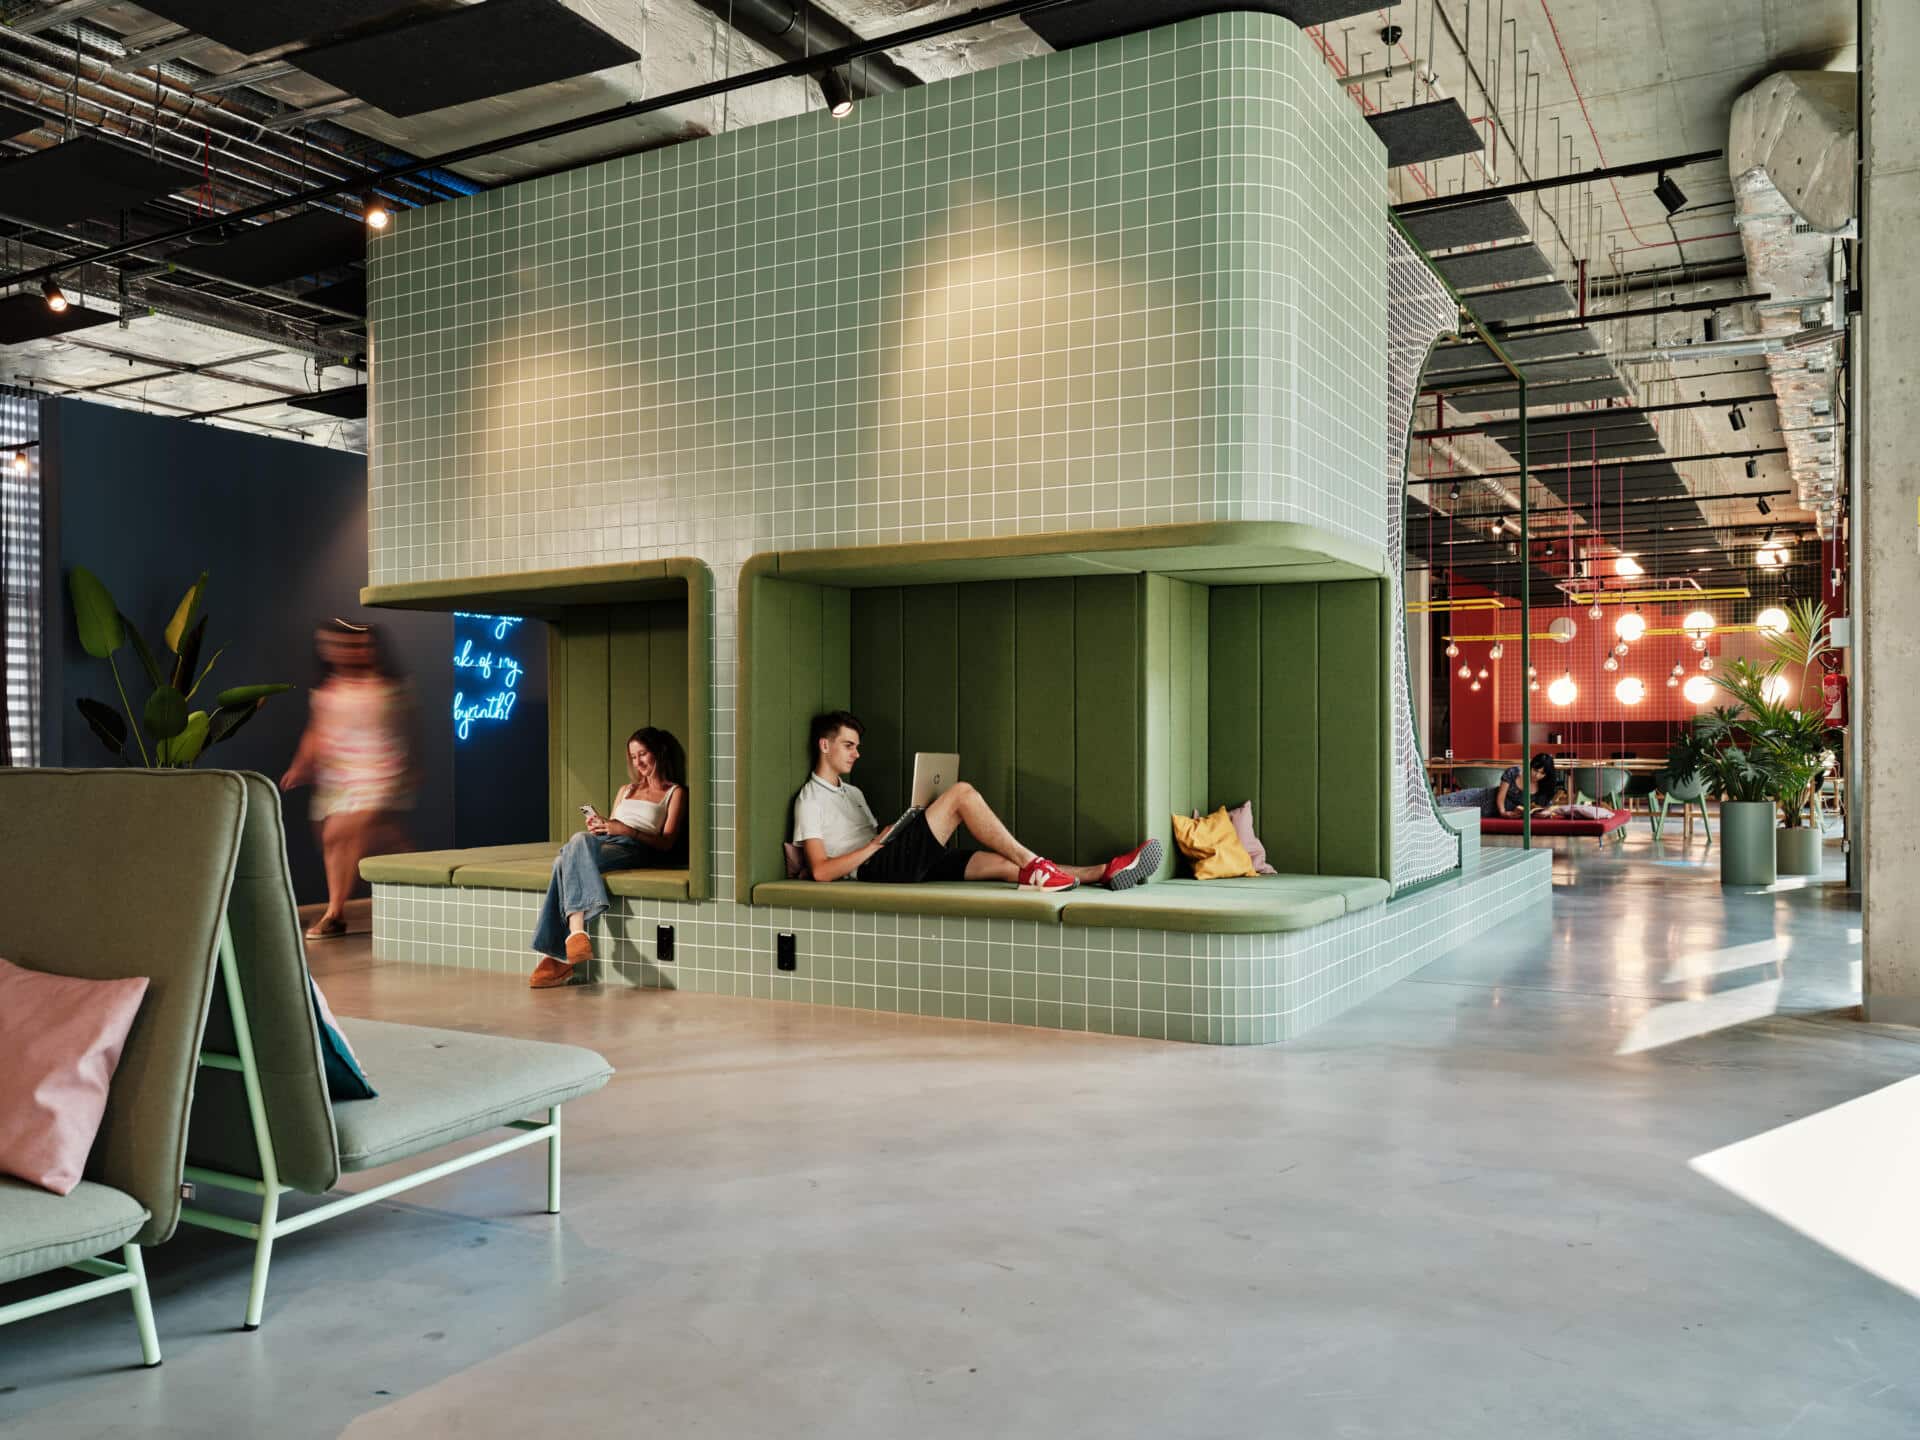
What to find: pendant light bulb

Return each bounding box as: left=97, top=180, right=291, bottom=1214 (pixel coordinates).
left=363, top=192, right=391, bottom=230
left=1603, top=653, right=1620, bottom=672
left=1488, top=642, right=1504, bottom=660
left=1588, top=602, right=1604, bottom=620
left=1699, top=655, right=1715, bottom=672
left=1457, top=663, right=1471, bottom=679
left=1444, top=642, right=1460, bottom=658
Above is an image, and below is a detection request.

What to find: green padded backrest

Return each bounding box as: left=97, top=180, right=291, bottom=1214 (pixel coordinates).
left=1206, top=578, right=1390, bottom=879
left=188, top=772, right=342, bottom=1195
left=547, top=576, right=712, bottom=897
left=1143, top=575, right=1209, bottom=881
left=846, top=574, right=1142, bottom=867
left=741, top=574, right=852, bottom=894
left=0, top=769, right=243, bottom=1244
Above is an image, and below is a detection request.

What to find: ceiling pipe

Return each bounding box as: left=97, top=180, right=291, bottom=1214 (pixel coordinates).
left=0, top=0, right=1094, bottom=292
left=685, top=0, right=919, bottom=98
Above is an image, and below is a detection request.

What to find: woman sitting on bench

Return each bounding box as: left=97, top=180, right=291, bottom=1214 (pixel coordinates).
left=1448, top=753, right=1560, bottom=820
left=529, top=726, right=688, bottom=989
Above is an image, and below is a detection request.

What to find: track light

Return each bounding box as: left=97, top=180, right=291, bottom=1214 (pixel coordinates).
left=1747, top=460, right=1760, bottom=481
left=818, top=67, right=854, bottom=118
left=1449, top=481, right=1461, bottom=502
left=1654, top=172, right=1687, bottom=215
left=1727, top=406, right=1745, bottom=432
left=41, top=275, right=67, bottom=312
left=363, top=193, right=390, bottom=231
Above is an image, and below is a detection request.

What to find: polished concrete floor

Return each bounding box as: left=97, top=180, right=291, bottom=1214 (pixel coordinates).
left=6, top=828, right=1918, bottom=1438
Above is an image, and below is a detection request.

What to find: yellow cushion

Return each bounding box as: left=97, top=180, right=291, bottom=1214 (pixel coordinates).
left=1171, top=808, right=1256, bottom=880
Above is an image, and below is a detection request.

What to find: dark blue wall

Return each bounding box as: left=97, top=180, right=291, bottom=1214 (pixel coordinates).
left=38, top=398, right=465, bottom=902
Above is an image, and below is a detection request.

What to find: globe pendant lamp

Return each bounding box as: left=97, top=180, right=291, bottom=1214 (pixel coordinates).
left=1489, top=642, right=1504, bottom=660
left=1458, top=663, right=1472, bottom=679
left=1615, top=676, right=1646, bottom=705
left=1445, top=641, right=1460, bottom=658
left=1683, top=674, right=1716, bottom=705
left=1614, top=610, right=1647, bottom=644
left=1700, top=655, right=1715, bottom=672
left=1603, top=653, right=1620, bottom=672
left=1548, top=673, right=1578, bottom=706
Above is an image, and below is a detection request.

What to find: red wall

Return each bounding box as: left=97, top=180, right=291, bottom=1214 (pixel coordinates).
left=1445, top=600, right=1813, bottom=760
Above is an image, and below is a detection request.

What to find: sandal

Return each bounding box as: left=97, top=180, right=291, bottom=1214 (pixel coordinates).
left=304, top=917, right=348, bottom=940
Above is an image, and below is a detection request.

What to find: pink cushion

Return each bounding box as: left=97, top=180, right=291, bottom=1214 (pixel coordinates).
left=0, top=955, right=149, bottom=1196
left=1190, top=802, right=1278, bottom=876
left=783, top=842, right=811, bottom=880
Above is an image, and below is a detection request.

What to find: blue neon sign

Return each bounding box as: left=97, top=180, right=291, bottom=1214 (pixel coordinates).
left=452, top=612, right=526, bottom=741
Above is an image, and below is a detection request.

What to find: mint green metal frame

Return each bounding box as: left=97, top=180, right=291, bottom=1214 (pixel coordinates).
left=178, top=921, right=564, bottom=1329
left=0, top=1242, right=160, bottom=1367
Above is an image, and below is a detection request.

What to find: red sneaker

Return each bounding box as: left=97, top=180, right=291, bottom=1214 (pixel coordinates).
left=1016, top=857, right=1078, bottom=892
left=1099, top=838, right=1162, bottom=891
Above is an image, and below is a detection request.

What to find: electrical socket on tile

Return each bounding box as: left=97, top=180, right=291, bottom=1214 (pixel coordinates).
left=656, top=924, right=674, bottom=962
left=776, top=932, right=797, bottom=971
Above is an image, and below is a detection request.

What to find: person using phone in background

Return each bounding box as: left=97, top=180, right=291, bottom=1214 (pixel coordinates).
left=528, top=726, right=688, bottom=989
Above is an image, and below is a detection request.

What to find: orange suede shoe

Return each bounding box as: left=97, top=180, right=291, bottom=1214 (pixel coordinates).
left=565, top=931, right=593, bottom=964
left=528, top=955, right=575, bottom=989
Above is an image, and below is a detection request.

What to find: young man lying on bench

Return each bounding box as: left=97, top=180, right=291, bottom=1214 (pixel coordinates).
left=794, top=711, right=1160, bottom=893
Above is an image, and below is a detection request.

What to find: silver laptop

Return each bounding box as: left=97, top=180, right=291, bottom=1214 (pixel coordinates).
left=909, top=752, right=960, bottom=808
left=885, top=752, right=961, bottom=837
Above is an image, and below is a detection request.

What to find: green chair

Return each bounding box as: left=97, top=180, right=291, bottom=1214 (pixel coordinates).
left=1572, top=766, right=1630, bottom=810
left=1651, top=772, right=1712, bottom=844
left=1448, top=765, right=1506, bottom=790
left=182, top=772, right=614, bottom=1330
left=0, top=769, right=245, bottom=1372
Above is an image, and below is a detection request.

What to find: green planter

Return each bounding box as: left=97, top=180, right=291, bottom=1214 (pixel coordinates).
left=1775, top=825, right=1823, bottom=877
left=1720, top=801, right=1778, bottom=887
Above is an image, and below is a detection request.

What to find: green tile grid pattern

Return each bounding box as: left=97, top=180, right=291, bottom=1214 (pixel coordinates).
left=354, top=13, right=1514, bottom=1044
left=370, top=846, right=1547, bottom=1044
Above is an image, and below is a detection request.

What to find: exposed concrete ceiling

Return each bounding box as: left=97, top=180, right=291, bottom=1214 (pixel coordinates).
left=0, top=0, right=1858, bottom=530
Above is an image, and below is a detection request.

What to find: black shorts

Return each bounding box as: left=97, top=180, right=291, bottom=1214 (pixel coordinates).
left=857, top=811, right=973, bottom=885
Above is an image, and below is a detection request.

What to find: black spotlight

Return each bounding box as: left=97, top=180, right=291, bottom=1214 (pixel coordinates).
left=818, top=68, right=853, bottom=118
left=1449, top=481, right=1461, bottom=501
left=41, top=275, right=67, bottom=313
left=1654, top=172, right=1687, bottom=215
left=1755, top=494, right=1770, bottom=513
left=1728, top=406, right=1746, bottom=432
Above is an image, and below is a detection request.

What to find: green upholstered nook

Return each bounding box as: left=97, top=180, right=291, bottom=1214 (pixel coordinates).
left=362, top=559, right=713, bottom=899
left=736, top=522, right=1399, bottom=930
left=448, top=846, right=690, bottom=901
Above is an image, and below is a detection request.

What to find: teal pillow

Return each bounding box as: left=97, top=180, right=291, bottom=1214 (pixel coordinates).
left=308, top=977, right=376, bottom=1101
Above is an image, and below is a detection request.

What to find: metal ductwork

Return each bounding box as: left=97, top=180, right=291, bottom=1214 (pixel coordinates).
left=1729, top=71, right=1856, bottom=540
left=686, top=0, right=919, bottom=99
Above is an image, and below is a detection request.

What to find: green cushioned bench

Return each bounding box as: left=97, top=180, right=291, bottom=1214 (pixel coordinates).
left=363, top=844, right=691, bottom=902
left=752, top=874, right=1389, bottom=931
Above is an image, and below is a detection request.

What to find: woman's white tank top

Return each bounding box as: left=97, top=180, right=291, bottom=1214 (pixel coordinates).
left=612, top=783, right=676, bottom=837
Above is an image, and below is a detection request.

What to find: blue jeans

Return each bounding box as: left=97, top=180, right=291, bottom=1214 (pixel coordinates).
left=530, top=832, right=646, bottom=959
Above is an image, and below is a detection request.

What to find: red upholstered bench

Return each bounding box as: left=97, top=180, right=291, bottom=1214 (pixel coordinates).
left=1476, top=811, right=1630, bottom=846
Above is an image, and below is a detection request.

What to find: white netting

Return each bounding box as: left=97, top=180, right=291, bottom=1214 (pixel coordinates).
left=1386, top=225, right=1460, bottom=891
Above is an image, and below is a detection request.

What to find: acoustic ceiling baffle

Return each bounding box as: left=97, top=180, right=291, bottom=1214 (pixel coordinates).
left=1456, top=281, right=1578, bottom=325
left=1432, top=242, right=1555, bottom=291
left=1423, top=326, right=1605, bottom=374
left=1442, top=377, right=1634, bottom=414
left=132, top=0, right=415, bottom=57
left=0, top=292, right=116, bottom=345
left=1397, top=195, right=1529, bottom=252
left=0, top=104, right=41, bottom=142
left=288, top=385, right=368, bottom=419
left=1365, top=99, right=1484, bottom=169
left=193, top=210, right=366, bottom=287
left=0, top=137, right=196, bottom=228
left=1025, top=0, right=1385, bottom=51
left=292, top=0, right=641, bottom=118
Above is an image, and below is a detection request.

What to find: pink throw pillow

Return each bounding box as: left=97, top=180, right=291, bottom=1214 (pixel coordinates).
left=783, top=842, right=812, bottom=880
left=1190, top=803, right=1278, bottom=876
left=0, top=955, right=149, bottom=1196
left=1227, top=801, right=1278, bottom=876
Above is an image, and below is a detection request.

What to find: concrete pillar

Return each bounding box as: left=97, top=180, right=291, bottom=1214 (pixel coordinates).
left=1861, top=0, right=1920, bottom=1024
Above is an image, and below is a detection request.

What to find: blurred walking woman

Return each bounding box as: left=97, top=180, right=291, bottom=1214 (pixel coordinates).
left=281, top=623, right=415, bottom=940
left=528, top=726, right=688, bottom=989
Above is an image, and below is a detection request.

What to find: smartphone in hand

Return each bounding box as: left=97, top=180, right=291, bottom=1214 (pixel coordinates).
left=579, top=803, right=600, bottom=830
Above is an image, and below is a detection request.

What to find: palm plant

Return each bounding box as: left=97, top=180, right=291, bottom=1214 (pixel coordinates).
left=1707, top=655, right=1837, bottom=827
left=70, top=568, right=291, bottom=768
left=1691, top=700, right=1775, bottom=803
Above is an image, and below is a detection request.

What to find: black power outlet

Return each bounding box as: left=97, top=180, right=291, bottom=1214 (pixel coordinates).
left=656, top=924, right=675, bottom=962
left=776, top=932, right=797, bottom=971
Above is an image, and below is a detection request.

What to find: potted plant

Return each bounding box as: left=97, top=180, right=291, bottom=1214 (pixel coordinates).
left=69, top=568, right=291, bottom=767
left=1707, top=661, right=1836, bottom=880
left=1758, top=600, right=1838, bottom=875
left=1691, top=693, right=1779, bottom=886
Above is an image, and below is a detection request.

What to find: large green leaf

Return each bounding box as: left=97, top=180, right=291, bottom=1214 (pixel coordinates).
left=159, top=710, right=210, bottom=767
left=215, top=682, right=292, bottom=706
left=170, top=614, right=207, bottom=693
left=121, top=614, right=163, bottom=688
left=208, top=699, right=264, bottom=746
left=164, top=573, right=206, bottom=654
left=143, top=684, right=188, bottom=740
left=187, top=645, right=225, bottom=700
left=75, top=696, right=127, bottom=758
left=69, top=567, right=124, bottom=658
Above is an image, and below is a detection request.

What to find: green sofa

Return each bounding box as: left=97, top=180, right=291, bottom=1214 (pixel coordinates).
left=0, top=769, right=246, bottom=1372
left=362, top=841, right=690, bottom=902
left=737, top=522, right=1402, bottom=932
left=184, top=773, right=614, bottom=1330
